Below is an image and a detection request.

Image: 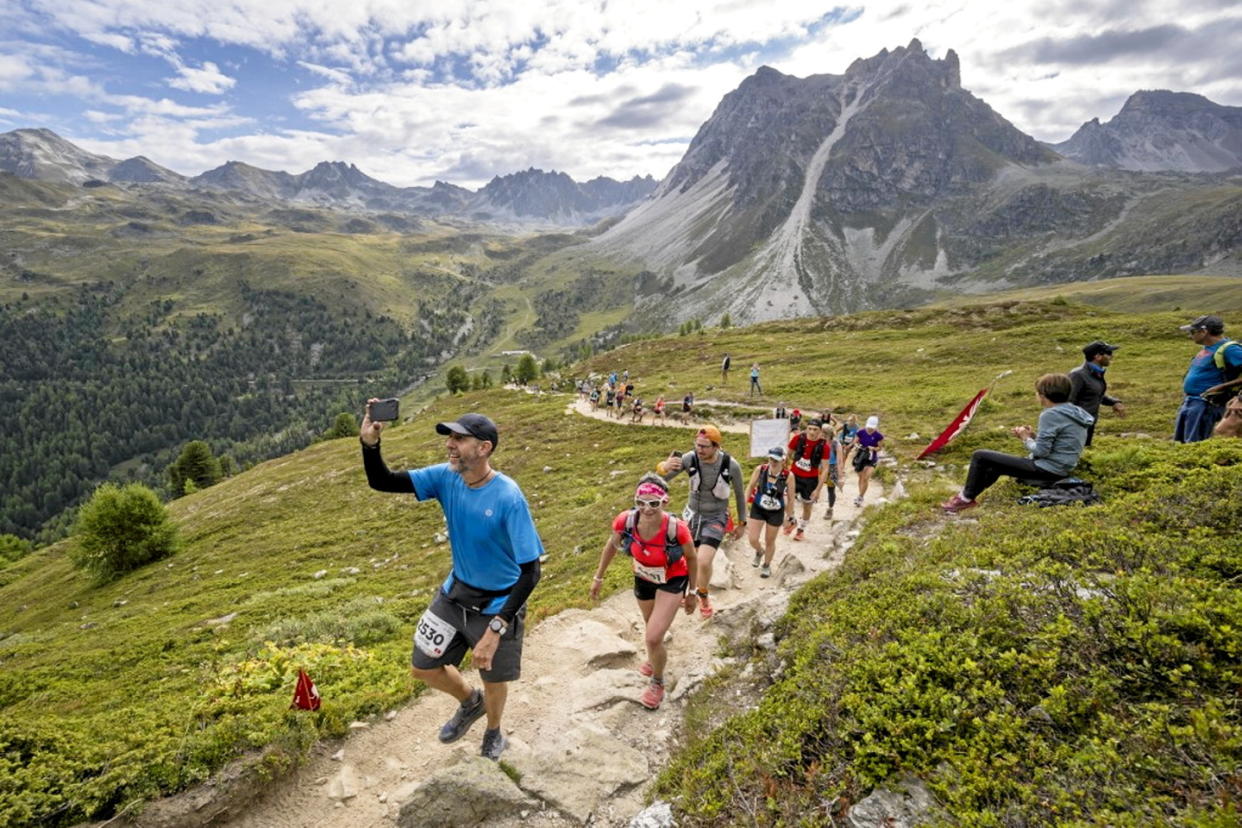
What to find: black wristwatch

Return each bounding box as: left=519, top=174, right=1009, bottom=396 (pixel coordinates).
left=488, top=617, right=508, bottom=636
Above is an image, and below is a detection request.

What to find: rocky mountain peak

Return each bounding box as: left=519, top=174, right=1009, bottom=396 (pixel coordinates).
left=1054, top=89, right=1242, bottom=171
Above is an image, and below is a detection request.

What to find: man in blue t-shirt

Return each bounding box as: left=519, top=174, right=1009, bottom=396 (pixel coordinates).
left=1173, top=315, right=1242, bottom=443
left=361, top=407, right=543, bottom=761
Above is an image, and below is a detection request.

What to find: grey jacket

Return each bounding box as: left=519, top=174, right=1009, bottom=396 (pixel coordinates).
left=1023, top=403, right=1095, bottom=476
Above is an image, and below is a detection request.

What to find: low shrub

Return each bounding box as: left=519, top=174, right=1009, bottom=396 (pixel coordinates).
left=70, top=483, right=179, bottom=582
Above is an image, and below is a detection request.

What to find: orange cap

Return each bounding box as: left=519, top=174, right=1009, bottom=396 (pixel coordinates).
left=698, top=425, right=723, bottom=445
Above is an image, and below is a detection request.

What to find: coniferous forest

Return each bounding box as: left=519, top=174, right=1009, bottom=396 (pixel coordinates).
left=0, top=280, right=496, bottom=542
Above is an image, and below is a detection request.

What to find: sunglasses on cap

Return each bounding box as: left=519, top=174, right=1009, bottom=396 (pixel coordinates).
left=634, top=498, right=665, bottom=509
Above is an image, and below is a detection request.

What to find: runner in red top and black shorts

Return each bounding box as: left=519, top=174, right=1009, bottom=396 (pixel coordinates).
left=590, top=474, right=698, bottom=710
left=785, top=418, right=831, bottom=541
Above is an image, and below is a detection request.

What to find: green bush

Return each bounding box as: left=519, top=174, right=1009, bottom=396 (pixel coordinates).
left=253, top=597, right=402, bottom=647
left=70, top=483, right=179, bottom=582
left=658, top=442, right=1242, bottom=824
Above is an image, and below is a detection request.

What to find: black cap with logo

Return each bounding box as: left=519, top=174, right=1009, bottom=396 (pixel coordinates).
left=435, top=413, right=500, bottom=449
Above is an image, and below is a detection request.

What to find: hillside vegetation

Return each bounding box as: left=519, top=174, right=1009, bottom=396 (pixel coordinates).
left=2, top=297, right=1240, bottom=825
left=0, top=176, right=584, bottom=541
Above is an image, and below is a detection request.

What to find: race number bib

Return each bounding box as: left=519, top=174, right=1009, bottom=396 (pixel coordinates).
left=796, top=457, right=812, bottom=471
left=682, top=505, right=694, bottom=522
left=759, top=494, right=782, bottom=511
left=633, top=561, right=668, bottom=584
left=414, top=607, right=457, bottom=658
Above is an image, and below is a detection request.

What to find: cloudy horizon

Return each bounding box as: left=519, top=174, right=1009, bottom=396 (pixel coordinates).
left=1, top=0, right=1239, bottom=188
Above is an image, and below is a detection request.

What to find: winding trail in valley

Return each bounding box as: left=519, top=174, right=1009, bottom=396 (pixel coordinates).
left=153, top=393, right=890, bottom=828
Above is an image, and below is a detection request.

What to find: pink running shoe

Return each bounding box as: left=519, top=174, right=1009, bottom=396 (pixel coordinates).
left=699, top=596, right=714, bottom=619
left=640, top=681, right=665, bottom=710
left=639, top=661, right=654, bottom=677
left=941, top=493, right=978, bottom=514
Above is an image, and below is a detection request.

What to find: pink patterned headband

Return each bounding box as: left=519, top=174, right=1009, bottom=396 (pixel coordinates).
left=635, top=482, right=668, bottom=500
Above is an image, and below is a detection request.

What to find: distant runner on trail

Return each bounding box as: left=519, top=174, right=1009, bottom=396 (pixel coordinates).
left=590, top=475, right=698, bottom=710
left=821, top=422, right=840, bottom=521
left=605, top=386, right=616, bottom=417
left=851, top=416, right=884, bottom=507
left=785, top=418, right=831, bottom=539
left=744, top=446, right=796, bottom=578
left=589, top=386, right=601, bottom=410
left=631, top=396, right=645, bottom=423
left=681, top=392, right=694, bottom=420
left=749, top=363, right=762, bottom=396
left=360, top=408, right=542, bottom=761
left=721, top=352, right=731, bottom=385
left=838, top=414, right=860, bottom=470
left=657, top=425, right=746, bottom=619
left=653, top=395, right=667, bottom=423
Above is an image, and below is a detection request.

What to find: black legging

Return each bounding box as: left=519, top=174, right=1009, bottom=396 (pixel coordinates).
left=962, top=450, right=1064, bottom=501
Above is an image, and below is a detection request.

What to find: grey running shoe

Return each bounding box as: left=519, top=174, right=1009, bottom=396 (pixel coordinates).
left=752, top=552, right=762, bottom=567
left=480, top=727, right=507, bottom=760
left=438, top=689, right=484, bottom=743
left=823, top=507, right=834, bottom=521
left=760, top=564, right=771, bottom=578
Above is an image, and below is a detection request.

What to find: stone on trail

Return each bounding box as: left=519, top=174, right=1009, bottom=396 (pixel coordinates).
left=775, top=553, right=806, bottom=587
left=567, top=668, right=648, bottom=713
left=535, top=611, right=639, bottom=669
left=396, top=756, right=535, bottom=828
left=630, top=800, right=676, bottom=827
left=847, top=774, right=945, bottom=828
left=708, top=553, right=734, bottom=590
left=325, top=765, right=358, bottom=801
left=511, top=721, right=648, bottom=823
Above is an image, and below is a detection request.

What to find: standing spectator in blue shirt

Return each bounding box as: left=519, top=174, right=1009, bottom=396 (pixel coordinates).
left=1173, top=316, right=1242, bottom=443
left=360, top=408, right=543, bottom=761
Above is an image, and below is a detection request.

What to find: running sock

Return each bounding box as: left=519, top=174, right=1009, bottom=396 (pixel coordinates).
left=797, top=518, right=807, bottom=530
left=651, top=676, right=664, bottom=686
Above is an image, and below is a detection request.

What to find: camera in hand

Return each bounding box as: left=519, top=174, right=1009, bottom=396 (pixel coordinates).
left=369, top=398, right=400, bottom=421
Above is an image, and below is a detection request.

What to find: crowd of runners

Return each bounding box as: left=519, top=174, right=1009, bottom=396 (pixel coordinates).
left=358, top=314, right=1240, bottom=759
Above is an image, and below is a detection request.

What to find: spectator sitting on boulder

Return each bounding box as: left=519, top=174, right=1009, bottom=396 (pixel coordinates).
left=942, top=373, right=1094, bottom=514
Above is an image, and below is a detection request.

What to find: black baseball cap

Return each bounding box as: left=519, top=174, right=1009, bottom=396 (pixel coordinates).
left=1082, top=341, right=1120, bottom=359
left=435, top=413, right=499, bottom=448
left=807, top=418, right=824, bottom=428
left=1179, top=315, right=1225, bottom=335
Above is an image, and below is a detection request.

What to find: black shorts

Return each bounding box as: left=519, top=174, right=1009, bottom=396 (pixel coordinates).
left=793, top=474, right=818, bottom=502
left=411, top=588, right=526, bottom=683
left=853, top=450, right=877, bottom=472
left=633, top=573, right=690, bottom=601
left=748, top=503, right=785, bottom=526
left=687, top=512, right=727, bottom=548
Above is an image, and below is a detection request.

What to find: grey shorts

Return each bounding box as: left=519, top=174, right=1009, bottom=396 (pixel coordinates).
left=688, top=512, right=727, bottom=549
left=411, top=589, right=526, bottom=683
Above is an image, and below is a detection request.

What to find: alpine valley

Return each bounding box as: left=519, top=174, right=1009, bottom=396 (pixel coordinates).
left=1, top=40, right=1240, bottom=541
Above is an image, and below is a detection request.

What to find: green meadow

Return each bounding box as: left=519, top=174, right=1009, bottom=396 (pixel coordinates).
left=2, top=293, right=1240, bottom=825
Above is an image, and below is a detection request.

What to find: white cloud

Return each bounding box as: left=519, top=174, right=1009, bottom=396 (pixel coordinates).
left=168, top=60, right=235, bottom=94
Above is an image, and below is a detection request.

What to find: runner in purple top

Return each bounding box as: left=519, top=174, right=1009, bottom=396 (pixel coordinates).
left=851, top=416, right=884, bottom=506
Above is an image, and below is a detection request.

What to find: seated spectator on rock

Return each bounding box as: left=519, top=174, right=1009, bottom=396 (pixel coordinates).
left=942, top=374, right=1094, bottom=513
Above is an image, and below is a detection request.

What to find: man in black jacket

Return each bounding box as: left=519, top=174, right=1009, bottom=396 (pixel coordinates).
left=1069, top=340, right=1126, bottom=446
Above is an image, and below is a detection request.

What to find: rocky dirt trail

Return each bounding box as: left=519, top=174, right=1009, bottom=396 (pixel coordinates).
left=143, top=399, right=891, bottom=828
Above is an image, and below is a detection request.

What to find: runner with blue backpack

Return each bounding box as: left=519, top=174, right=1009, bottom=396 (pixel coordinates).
left=590, top=474, right=698, bottom=710
left=744, top=446, right=796, bottom=578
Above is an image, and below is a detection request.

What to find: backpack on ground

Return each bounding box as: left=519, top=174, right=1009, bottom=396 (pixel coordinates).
left=618, top=511, right=684, bottom=565
left=1016, top=478, right=1101, bottom=508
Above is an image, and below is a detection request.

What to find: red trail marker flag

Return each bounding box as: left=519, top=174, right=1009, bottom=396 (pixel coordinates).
left=291, top=669, right=321, bottom=711
left=917, top=371, right=1012, bottom=460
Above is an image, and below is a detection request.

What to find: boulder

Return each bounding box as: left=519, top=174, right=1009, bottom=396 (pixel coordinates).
left=396, top=756, right=534, bottom=827
left=630, top=800, right=676, bottom=827
left=847, top=774, right=945, bottom=828
left=511, top=722, right=648, bottom=822
left=567, top=668, right=648, bottom=713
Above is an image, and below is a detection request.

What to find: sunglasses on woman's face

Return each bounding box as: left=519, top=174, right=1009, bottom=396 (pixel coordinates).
left=634, top=498, right=664, bottom=509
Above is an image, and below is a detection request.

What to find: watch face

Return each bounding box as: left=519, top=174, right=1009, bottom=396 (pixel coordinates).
left=489, top=618, right=504, bottom=633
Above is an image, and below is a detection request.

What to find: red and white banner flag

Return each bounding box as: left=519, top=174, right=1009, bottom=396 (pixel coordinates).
left=291, top=669, right=321, bottom=711
left=917, top=372, right=1012, bottom=460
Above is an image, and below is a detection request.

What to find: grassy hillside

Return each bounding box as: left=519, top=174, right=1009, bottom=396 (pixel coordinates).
left=931, top=273, right=1242, bottom=315
left=0, top=391, right=687, bottom=826
left=2, top=290, right=1240, bottom=822
left=577, top=297, right=1242, bottom=451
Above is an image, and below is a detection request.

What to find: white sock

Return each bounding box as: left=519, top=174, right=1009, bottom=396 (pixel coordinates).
left=797, top=518, right=806, bottom=530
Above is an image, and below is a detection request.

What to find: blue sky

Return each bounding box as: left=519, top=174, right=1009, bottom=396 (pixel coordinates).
left=1, top=1, right=1239, bottom=188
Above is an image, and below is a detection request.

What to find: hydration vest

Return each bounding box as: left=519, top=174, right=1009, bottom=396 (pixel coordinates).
left=791, top=434, right=826, bottom=469
left=618, top=511, right=684, bottom=565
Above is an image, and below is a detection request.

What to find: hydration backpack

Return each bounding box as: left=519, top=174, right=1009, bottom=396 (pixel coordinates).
left=686, top=450, right=732, bottom=494
left=618, top=511, right=684, bottom=565
left=791, top=434, right=826, bottom=469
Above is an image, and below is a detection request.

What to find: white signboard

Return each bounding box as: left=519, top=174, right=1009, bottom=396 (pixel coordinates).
left=749, top=418, right=791, bottom=458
